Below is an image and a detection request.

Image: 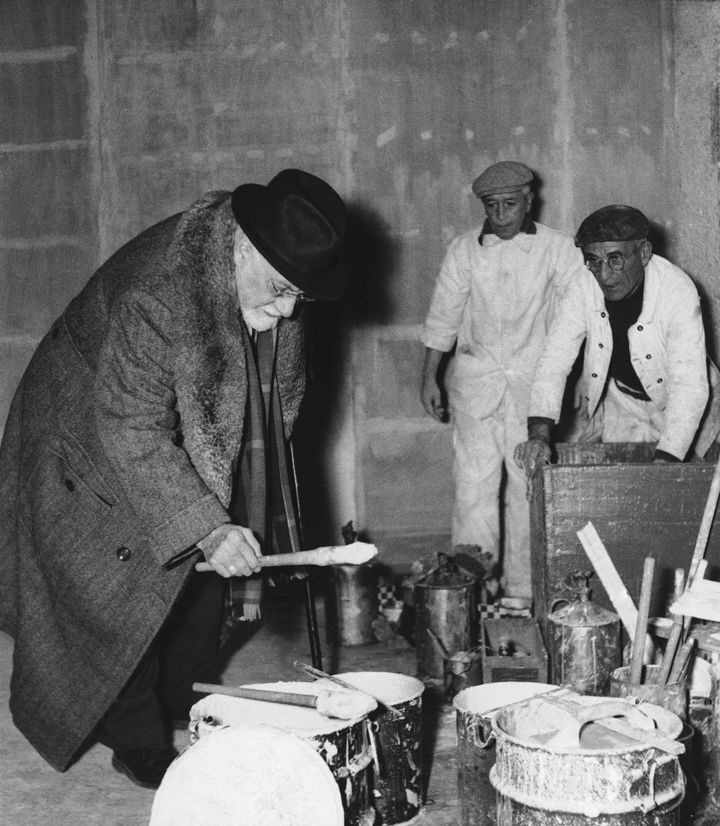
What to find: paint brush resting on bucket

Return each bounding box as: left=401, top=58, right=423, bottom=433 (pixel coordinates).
left=194, top=541, right=378, bottom=572
left=293, top=660, right=404, bottom=720
left=192, top=682, right=376, bottom=720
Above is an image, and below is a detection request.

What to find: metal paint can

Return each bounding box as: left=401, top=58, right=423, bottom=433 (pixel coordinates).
left=443, top=647, right=483, bottom=703
left=490, top=692, right=685, bottom=825
left=414, top=565, right=477, bottom=680
left=333, top=562, right=379, bottom=646
left=453, top=682, right=556, bottom=826
left=335, top=671, right=425, bottom=825
left=610, top=664, right=688, bottom=721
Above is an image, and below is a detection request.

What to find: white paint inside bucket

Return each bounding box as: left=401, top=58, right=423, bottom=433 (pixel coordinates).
left=453, top=681, right=556, bottom=717
left=331, top=671, right=425, bottom=706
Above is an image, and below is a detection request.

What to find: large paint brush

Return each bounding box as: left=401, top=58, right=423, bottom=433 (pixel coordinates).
left=192, top=541, right=378, bottom=572
left=192, top=682, right=376, bottom=720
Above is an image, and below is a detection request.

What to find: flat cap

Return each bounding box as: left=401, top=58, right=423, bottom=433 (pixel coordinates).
left=575, top=205, right=650, bottom=247
left=472, top=161, right=534, bottom=197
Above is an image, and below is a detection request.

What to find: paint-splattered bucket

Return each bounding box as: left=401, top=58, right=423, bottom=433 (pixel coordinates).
left=490, top=692, right=685, bottom=824
left=335, top=671, right=425, bottom=824
left=610, top=664, right=688, bottom=721
left=187, top=683, right=375, bottom=826
left=453, top=682, right=556, bottom=826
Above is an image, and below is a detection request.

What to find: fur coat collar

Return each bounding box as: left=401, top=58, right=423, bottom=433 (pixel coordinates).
left=170, top=192, right=306, bottom=507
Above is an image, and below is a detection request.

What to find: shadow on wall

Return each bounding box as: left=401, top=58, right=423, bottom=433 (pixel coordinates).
left=292, top=200, right=400, bottom=548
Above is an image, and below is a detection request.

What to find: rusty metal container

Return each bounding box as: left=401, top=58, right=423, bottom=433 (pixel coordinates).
left=549, top=571, right=621, bottom=695
left=610, top=664, right=688, bottom=722
left=414, top=554, right=476, bottom=680
left=333, top=562, right=379, bottom=646
left=490, top=691, right=685, bottom=824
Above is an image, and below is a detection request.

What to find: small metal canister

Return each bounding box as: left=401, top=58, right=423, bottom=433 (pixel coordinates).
left=444, top=647, right=483, bottom=703
left=549, top=571, right=621, bottom=695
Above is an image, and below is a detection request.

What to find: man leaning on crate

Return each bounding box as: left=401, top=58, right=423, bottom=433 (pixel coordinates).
left=515, top=204, right=720, bottom=478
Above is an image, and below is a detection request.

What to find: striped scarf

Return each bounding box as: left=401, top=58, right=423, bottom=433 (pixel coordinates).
left=223, top=323, right=303, bottom=634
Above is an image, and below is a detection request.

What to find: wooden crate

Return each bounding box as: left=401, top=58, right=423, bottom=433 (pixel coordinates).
left=530, top=462, right=720, bottom=643
left=481, top=617, right=549, bottom=683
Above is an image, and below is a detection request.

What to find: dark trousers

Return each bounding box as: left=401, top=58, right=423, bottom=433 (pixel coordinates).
left=97, top=571, right=225, bottom=751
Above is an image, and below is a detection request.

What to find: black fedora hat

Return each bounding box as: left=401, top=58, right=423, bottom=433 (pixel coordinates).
left=231, top=169, right=347, bottom=301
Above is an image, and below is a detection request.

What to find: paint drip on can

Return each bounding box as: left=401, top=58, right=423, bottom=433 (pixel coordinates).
left=548, top=570, right=621, bottom=696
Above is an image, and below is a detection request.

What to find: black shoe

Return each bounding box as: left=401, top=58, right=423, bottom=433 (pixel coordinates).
left=111, top=744, right=178, bottom=789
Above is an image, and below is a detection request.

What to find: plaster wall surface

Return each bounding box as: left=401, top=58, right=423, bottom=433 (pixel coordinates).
left=670, top=1, right=720, bottom=359
left=0, top=0, right=717, bottom=564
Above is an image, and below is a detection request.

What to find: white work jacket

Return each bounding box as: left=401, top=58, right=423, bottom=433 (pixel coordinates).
left=422, top=222, right=585, bottom=419
left=530, top=254, right=713, bottom=459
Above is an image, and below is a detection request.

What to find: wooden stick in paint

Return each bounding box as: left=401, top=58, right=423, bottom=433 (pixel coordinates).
left=577, top=522, right=654, bottom=658
left=658, top=619, right=685, bottom=685
left=658, top=568, right=686, bottom=685
left=629, top=556, right=656, bottom=685
left=668, top=636, right=696, bottom=685
left=687, top=449, right=720, bottom=588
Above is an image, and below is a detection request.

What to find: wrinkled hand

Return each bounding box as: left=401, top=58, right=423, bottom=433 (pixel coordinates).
left=196, top=524, right=262, bottom=578
left=513, top=439, right=552, bottom=497
left=421, top=378, right=447, bottom=422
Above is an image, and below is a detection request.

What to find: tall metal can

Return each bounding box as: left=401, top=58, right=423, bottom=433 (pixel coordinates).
left=548, top=571, right=621, bottom=695
left=414, top=555, right=477, bottom=680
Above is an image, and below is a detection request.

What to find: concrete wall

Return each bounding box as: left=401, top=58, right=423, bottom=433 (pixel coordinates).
left=1, top=0, right=718, bottom=564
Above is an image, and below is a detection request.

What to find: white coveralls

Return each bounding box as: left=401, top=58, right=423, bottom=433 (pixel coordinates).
left=422, top=222, right=585, bottom=599
left=529, top=254, right=720, bottom=460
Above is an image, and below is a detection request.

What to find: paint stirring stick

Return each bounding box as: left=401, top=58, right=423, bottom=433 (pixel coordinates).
left=630, top=556, right=655, bottom=685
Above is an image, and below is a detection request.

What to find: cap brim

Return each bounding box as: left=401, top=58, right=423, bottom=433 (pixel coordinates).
left=232, top=183, right=346, bottom=301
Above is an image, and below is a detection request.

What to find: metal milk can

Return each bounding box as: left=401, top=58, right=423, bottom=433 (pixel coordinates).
left=549, top=571, right=621, bottom=695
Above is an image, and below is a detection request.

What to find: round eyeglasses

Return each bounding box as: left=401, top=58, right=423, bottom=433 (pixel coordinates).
left=584, top=247, right=640, bottom=274
left=268, top=278, right=316, bottom=304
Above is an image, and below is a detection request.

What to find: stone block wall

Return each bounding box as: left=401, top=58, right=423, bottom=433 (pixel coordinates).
left=1, top=0, right=719, bottom=567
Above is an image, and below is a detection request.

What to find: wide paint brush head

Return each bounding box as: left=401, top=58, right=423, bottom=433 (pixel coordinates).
left=328, top=541, right=378, bottom=566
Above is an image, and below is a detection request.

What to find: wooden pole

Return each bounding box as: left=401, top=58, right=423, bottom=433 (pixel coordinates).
left=687, top=449, right=720, bottom=588
left=658, top=568, right=685, bottom=684
left=629, top=556, right=656, bottom=685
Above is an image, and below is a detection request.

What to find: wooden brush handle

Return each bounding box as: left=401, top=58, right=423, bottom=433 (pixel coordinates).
left=629, top=556, right=656, bottom=684
left=195, top=551, right=321, bottom=573
left=195, top=542, right=377, bottom=573
left=192, top=682, right=317, bottom=708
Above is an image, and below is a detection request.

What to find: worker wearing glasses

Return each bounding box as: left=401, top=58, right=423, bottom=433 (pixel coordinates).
left=515, top=204, right=720, bottom=476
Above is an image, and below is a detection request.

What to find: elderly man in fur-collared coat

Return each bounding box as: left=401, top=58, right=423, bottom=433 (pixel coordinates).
left=0, top=169, right=347, bottom=788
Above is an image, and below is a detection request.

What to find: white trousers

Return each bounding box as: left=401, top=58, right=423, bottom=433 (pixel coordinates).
left=451, top=392, right=531, bottom=599
left=574, top=379, right=663, bottom=445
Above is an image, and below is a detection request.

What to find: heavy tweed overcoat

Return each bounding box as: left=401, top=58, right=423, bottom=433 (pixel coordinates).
left=0, top=191, right=307, bottom=770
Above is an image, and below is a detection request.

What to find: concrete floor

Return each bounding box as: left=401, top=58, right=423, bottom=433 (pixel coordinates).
left=0, top=579, right=460, bottom=825
left=3, top=579, right=720, bottom=825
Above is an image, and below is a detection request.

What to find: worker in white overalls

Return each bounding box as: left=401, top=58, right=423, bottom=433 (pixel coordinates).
left=421, top=161, right=585, bottom=602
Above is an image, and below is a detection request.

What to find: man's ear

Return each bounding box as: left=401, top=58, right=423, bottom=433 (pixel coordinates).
left=525, top=191, right=534, bottom=213
left=639, top=239, right=653, bottom=266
